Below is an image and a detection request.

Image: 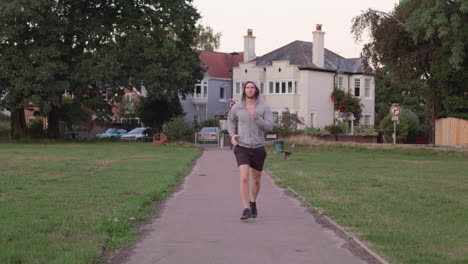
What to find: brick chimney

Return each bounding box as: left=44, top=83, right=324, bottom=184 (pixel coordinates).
left=313, top=24, right=325, bottom=68
left=243, top=29, right=256, bottom=62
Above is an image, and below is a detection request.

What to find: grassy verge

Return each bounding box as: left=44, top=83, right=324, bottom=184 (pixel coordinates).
left=0, top=120, right=9, bottom=139
left=265, top=138, right=468, bottom=264
left=0, top=142, right=201, bottom=264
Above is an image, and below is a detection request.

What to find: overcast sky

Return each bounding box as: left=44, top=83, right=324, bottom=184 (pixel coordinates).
left=192, top=0, right=399, bottom=58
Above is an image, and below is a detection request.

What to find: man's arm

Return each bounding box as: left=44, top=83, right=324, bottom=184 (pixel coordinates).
left=227, top=106, right=237, bottom=137
left=254, top=104, right=273, bottom=132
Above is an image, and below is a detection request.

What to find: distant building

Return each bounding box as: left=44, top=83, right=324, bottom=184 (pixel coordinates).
left=180, top=51, right=243, bottom=124
left=233, top=26, right=375, bottom=133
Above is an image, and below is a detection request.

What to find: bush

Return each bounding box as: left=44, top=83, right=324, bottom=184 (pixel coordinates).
left=270, top=108, right=304, bottom=136
left=380, top=114, right=409, bottom=143
left=28, top=118, right=44, bottom=138
left=163, top=117, right=196, bottom=142
left=325, top=122, right=348, bottom=135
left=402, top=109, right=420, bottom=143
left=303, top=127, right=330, bottom=136
left=354, top=126, right=379, bottom=136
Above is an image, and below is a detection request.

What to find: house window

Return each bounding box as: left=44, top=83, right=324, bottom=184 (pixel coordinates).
left=194, top=115, right=199, bottom=124
left=267, top=80, right=297, bottom=94
left=193, top=81, right=208, bottom=98
left=310, top=113, right=316, bottom=128
left=281, top=82, right=286, bottom=93
left=203, top=82, right=207, bottom=97
left=364, top=115, right=371, bottom=126
left=235, top=82, right=241, bottom=95
left=273, top=112, right=279, bottom=123
left=338, top=77, right=343, bottom=90
left=125, top=93, right=135, bottom=110
left=194, top=81, right=208, bottom=98
left=121, top=117, right=140, bottom=125
left=354, top=79, right=361, bottom=97
left=365, top=79, right=371, bottom=97
left=125, top=93, right=134, bottom=102
left=100, top=89, right=108, bottom=101
left=220, top=86, right=225, bottom=100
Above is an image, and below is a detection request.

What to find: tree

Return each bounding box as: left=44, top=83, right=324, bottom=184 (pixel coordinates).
left=374, top=67, right=430, bottom=137
left=352, top=0, right=468, bottom=143
left=0, top=0, right=203, bottom=139
left=195, top=24, right=221, bottom=51
left=60, top=97, right=91, bottom=131
left=138, top=94, right=184, bottom=131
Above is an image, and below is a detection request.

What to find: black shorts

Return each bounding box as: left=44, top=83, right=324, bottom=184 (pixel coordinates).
left=233, top=145, right=267, bottom=171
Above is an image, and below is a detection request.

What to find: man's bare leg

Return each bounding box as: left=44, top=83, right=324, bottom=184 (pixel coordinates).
left=250, top=168, right=262, bottom=202
left=239, top=165, right=250, bottom=209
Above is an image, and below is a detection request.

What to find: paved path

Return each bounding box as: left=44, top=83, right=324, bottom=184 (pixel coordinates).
left=109, top=148, right=375, bottom=264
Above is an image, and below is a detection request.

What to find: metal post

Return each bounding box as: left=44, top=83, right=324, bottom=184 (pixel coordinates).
left=393, top=120, right=396, bottom=145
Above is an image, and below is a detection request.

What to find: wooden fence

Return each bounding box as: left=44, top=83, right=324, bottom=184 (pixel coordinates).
left=435, top=117, right=468, bottom=146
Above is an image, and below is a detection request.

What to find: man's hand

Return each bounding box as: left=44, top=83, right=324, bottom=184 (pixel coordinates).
left=246, top=104, right=258, bottom=119
left=231, top=135, right=239, bottom=146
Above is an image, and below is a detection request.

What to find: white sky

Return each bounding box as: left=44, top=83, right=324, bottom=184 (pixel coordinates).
left=192, top=0, right=399, bottom=58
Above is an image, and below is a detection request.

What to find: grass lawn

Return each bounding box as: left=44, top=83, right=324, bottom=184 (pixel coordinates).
left=265, top=139, right=468, bottom=264
left=0, top=142, right=200, bottom=264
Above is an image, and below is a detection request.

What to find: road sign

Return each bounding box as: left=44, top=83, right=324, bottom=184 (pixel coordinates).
left=390, top=105, right=401, bottom=116
left=334, top=110, right=340, bottom=119
left=391, top=116, right=399, bottom=121
left=228, top=100, right=236, bottom=110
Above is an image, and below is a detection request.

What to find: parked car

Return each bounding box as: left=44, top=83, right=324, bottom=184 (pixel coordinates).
left=120, top=127, right=153, bottom=142
left=197, top=127, right=220, bottom=143
left=96, top=128, right=128, bottom=139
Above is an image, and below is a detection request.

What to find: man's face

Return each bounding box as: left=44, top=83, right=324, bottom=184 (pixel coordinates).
left=244, top=83, right=257, bottom=99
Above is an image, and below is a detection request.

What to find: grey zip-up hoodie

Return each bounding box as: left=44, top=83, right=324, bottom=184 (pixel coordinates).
left=228, top=99, right=273, bottom=148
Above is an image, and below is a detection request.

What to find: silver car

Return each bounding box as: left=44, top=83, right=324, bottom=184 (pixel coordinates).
left=120, top=127, right=153, bottom=142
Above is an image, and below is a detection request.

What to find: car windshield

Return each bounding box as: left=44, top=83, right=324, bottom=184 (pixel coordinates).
left=105, top=128, right=118, bottom=133
left=128, top=128, right=146, bottom=134
left=200, top=127, right=217, bottom=133
left=117, top=129, right=127, bottom=133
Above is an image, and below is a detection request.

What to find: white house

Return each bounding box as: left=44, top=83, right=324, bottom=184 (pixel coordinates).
left=232, top=26, right=375, bottom=133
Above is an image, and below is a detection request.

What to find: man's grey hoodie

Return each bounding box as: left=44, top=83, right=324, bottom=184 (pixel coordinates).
left=228, top=99, right=273, bottom=148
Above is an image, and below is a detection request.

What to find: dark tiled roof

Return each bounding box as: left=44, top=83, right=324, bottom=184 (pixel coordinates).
left=199, top=51, right=244, bottom=78
left=254, top=41, right=364, bottom=74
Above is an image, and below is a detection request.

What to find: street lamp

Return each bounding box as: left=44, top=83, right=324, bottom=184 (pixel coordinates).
left=230, top=51, right=239, bottom=100
left=229, top=51, right=239, bottom=150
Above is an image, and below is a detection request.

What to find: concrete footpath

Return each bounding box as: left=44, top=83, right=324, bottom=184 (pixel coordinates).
left=108, top=148, right=379, bottom=264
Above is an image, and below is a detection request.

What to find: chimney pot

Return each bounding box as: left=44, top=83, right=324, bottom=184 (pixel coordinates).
left=316, top=24, right=322, bottom=31
left=247, top=29, right=253, bottom=36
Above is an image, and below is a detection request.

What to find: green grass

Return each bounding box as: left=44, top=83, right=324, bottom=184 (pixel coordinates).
left=0, top=120, right=9, bottom=139
left=265, top=140, right=468, bottom=264
left=0, top=142, right=201, bottom=264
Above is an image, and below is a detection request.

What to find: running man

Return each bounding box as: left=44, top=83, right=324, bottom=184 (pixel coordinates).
left=228, top=81, right=273, bottom=220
